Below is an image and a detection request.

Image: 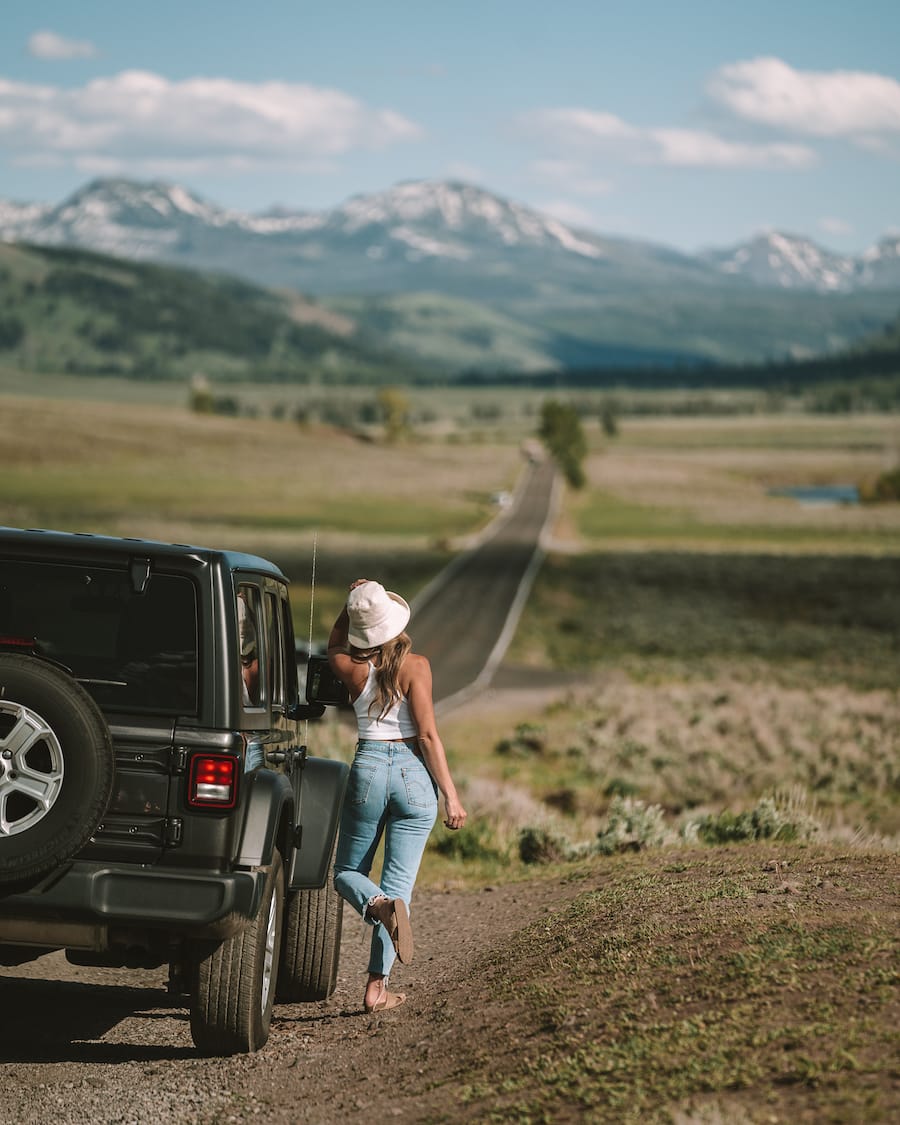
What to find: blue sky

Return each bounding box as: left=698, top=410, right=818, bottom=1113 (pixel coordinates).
left=1, top=0, right=898, bottom=252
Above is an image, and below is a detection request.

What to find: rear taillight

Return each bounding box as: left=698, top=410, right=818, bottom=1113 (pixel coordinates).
left=188, top=754, right=238, bottom=809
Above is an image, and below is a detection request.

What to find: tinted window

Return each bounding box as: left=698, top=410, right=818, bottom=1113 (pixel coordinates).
left=0, top=560, right=198, bottom=715
left=237, top=585, right=262, bottom=709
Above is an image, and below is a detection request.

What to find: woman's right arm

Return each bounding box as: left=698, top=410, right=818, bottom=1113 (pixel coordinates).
left=327, top=579, right=367, bottom=685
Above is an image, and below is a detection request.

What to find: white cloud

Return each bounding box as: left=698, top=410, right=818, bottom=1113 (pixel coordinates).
left=0, top=70, right=423, bottom=172
left=709, top=57, right=900, bottom=137
left=522, top=107, right=815, bottom=169
left=651, top=128, right=813, bottom=169
left=28, top=30, right=98, bottom=60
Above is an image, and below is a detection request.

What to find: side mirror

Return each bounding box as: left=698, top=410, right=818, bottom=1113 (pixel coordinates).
left=288, top=701, right=326, bottom=721
left=305, top=654, right=349, bottom=707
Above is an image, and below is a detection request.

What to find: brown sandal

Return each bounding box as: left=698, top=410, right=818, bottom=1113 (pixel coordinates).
left=365, top=988, right=406, bottom=1013
left=385, top=898, right=414, bottom=964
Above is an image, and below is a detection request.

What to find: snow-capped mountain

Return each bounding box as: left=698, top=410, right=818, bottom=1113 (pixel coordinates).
left=0, top=177, right=713, bottom=299
left=1, top=178, right=896, bottom=303
left=700, top=231, right=860, bottom=292
left=859, top=234, right=900, bottom=289
left=0, top=178, right=325, bottom=259
left=322, top=180, right=605, bottom=260
left=5, top=178, right=899, bottom=371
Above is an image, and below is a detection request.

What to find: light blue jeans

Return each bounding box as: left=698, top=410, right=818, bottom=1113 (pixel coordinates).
left=333, top=739, right=438, bottom=976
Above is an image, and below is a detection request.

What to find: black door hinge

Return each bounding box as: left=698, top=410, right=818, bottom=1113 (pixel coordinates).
left=164, top=818, right=184, bottom=847
left=170, top=746, right=189, bottom=774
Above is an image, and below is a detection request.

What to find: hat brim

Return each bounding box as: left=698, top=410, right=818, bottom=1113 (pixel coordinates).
left=347, top=591, right=411, bottom=648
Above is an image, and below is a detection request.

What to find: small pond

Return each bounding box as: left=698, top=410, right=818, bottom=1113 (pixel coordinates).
left=768, top=484, right=860, bottom=506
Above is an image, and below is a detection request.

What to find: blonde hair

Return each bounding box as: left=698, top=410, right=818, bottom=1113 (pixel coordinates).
left=350, top=631, right=411, bottom=719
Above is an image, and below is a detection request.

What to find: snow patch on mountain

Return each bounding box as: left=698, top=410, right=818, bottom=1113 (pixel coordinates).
left=705, top=230, right=859, bottom=292
left=332, top=181, right=604, bottom=259
left=0, top=200, right=52, bottom=236
left=389, top=225, right=472, bottom=260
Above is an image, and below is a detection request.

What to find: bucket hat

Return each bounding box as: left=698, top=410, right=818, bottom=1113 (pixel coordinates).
left=347, top=580, right=410, bottom=648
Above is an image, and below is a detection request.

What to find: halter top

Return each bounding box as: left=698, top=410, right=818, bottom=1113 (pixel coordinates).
left=352, top=661, right=418, bottom=740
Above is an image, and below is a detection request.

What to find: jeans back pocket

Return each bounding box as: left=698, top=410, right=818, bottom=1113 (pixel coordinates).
left=401, top=764, right=437, bottom=809
left=348, top=763, right=377, bottom=806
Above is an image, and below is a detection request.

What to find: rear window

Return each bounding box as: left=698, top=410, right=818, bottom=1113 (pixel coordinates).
left=0, top=560, right=198, bottom=716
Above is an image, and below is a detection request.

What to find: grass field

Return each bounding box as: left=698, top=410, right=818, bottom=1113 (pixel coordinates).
left=3, top=386, right=898, bottom=846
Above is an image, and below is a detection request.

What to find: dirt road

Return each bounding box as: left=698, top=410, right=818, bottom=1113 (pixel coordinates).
left=0, top=867, right=577, bottom=1124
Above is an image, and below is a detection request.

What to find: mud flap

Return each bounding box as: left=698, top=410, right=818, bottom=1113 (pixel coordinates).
left=287, top=756, right=349, bottom=891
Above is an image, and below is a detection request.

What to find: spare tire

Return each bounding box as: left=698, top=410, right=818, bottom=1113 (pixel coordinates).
left=0, top=654, right=114, bottom=887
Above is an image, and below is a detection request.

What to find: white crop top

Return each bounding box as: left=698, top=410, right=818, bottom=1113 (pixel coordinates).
left=352, top=661, right=418, bottom=740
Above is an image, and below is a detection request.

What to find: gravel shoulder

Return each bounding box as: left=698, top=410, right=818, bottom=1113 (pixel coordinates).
left=0, top=858, right=577, bottom=1124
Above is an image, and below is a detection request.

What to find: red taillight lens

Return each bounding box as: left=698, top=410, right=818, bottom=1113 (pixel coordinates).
left=188, top=754, right=238, bottom=809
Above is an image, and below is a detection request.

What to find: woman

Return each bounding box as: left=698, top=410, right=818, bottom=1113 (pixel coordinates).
left=328, top=578, right=467, bottom=1013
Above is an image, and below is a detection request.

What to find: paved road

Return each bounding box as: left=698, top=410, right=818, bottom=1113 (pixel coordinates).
left=409, top=456, right=558, bottom=709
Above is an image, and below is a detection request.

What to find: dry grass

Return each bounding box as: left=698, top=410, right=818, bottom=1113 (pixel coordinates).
left=0, top=392, right=520, bottom=546
left=444, top=672, right=900, bottom=842
left=567, top=413, right=900, bottom=552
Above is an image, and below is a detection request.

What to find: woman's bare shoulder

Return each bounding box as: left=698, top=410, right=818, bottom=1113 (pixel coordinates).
left=402, top=651, right=432, bottom=682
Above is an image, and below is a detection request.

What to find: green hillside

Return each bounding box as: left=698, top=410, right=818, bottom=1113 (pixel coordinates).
left=3, top=240, right=899, bottom=389
left=0, top=242, right=419, bottom=384
left=323, top=291, right=562, bottom=373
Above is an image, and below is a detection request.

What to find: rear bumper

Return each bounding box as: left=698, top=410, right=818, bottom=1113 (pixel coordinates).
left=0, top=861, right=264, bottom=949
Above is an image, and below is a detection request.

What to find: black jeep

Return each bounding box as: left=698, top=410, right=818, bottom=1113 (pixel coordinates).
left=0, top=527, right=348, bottom=1054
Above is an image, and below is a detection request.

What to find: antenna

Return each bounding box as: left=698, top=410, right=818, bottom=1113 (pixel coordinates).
left=304, top=531, right=318, bottom=746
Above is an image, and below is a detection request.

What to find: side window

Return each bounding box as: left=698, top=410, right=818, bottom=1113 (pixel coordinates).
left=265, top=590, right=285, bottom=711
left=237, top=585, right=262, bottom=709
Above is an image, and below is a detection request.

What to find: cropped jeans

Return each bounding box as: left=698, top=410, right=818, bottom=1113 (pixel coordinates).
left=333, top=739, right=438, bottom=976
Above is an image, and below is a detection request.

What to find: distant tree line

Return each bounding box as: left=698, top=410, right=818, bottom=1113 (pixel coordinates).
left=456, top=347, right=900, bottom=394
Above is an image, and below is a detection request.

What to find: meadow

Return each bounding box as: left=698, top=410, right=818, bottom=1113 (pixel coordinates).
left=2, top=378, right=898, bottom=852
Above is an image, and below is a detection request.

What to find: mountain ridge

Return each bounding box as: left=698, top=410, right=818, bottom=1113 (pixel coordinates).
left=2, top=178, right=899, bottom=371
left=4, top=176, right=896, bottom=294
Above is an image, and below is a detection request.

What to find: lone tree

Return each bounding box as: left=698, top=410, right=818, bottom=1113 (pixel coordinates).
left=377, top=386, right=410, bottom=443
left=538, top=398, right=587, bottom=488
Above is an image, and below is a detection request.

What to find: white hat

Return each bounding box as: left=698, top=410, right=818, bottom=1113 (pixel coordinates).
left=347, top=581, right=411, bottom=648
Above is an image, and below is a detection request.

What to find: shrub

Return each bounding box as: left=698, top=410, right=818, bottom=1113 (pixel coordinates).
left=603, top=777, right=639, bottom=798
left=494, top=722, right=547, bottom=757
left=860, top=466, right=900, bottom=503
left=687, top=793, right=820, bottom=845
left=432, top=818, right=505, bottom=862
left=595, top=797, right=668, bottom=854
left=518, top=826, right=574, bottom=865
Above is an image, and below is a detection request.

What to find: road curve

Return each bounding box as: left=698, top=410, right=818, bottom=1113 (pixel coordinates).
left=409, top=456, right=558, bottom=710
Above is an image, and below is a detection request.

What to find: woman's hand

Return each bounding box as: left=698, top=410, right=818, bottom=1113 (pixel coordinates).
left=443, top=795, right=467, bottom=831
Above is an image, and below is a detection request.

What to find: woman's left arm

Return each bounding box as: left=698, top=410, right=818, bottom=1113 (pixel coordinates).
left=407, top=655, right=467, bottom=830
